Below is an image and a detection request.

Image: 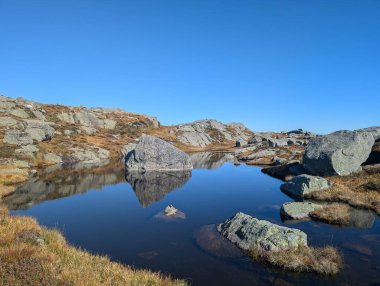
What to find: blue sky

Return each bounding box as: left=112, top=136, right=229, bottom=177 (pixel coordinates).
left=1, top=0, right=379, bottom=134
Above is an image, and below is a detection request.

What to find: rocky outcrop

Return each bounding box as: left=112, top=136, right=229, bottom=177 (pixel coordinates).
left=280, top=175, right=330, bottom=198
left=3, top=131, right=34, bottom=145
left=217, top=212, right=307, bottom=251
left=281, top=202, right=323, bottom=220
left=303, top=130, right=375, bottom=176
left=174, top=120, right=252, bottom=148
left=69, top=147, right=110, bottom=164
left=125, top=170, right=191, bottom=207
left=56, top=111, right=117, bottom=130
left=125, top=135, right=193, bottom=172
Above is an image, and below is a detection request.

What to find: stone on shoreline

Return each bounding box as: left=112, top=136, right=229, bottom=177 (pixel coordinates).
left=281, top=202, right=323, bottom=220
left=280, top=175, right=330, bottom=198
left=125, top=135, right=193, bottom=172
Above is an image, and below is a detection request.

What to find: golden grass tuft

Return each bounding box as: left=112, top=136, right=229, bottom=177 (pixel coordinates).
left=0, top=207, right=187, bottom=286
left=305, top=172, right=380, bottom=215
left=249, top=245, right=343, bottom=275
left=309, top=204, right=351, bottom=225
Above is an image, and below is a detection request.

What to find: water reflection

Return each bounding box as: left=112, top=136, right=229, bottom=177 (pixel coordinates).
left=125, top=171, right=191, bottom=207
left=189, top=152, right=234, bottom=169
left=3, top=161, right=125, bottom=210
left=4, top=152, right=232, bottom=211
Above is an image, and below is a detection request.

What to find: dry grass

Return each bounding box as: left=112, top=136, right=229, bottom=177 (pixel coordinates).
left=249, top=245, right=343, bottom=275
left=305, top=172, right=380, bottom=215
left=0, top=206, right=187, bottom=286
left=309, top=204, right=351, bottom=225
left=0, top=165, right=28, bottom=188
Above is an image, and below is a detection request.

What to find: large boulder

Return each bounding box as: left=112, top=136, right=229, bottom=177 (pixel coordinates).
left=303, top=130, right=375, bottom=176
left=280, top=174, right=330, bottom=198
left=217, top=212, right=307, bottom=251
left=125, top=135, right=193, bottom=172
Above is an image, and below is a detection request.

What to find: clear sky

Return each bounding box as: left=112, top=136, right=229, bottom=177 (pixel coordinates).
left=1, top=0, right=379, bottom=134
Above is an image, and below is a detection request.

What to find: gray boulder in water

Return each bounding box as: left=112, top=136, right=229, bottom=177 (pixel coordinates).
left=217, top=212, right=307, bottom=251
left=280, top=174, right=331, bottom=198
left=303, top=130, right=375, bottom=176
left=125, top=135, right=193, bottom=172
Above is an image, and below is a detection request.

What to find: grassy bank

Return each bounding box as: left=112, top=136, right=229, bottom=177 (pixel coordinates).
left=249, top=245, right=343, bottom=275
left=309, top=204, right=352, bottom=225
left=305, top=172, right=380, bottom=215
left=0, top=206, right=186, bottom=286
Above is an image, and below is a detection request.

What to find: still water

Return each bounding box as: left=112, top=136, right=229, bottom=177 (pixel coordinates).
left=6, top=153, right=380, bottom=286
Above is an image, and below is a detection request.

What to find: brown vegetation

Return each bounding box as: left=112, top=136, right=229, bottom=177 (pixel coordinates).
left=249, top=245, right=343, bottom=275
left=305, top=172, right=380, bottom=215
left=0, top=206, right=186, bottom=286
left=309, top=204, right=351, bottom=225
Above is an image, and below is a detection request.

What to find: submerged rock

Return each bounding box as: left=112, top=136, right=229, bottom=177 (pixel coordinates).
left=195, top=225, right=242, bottom=258
left=303, top=130, right=375, bottom=176
left=125, top=135, right=193, bottom=172
left=281, top=202, right=323, bottom=220
left=280, top=175, right=330, bottom=198
left=217, top=212, right=307, bottom=251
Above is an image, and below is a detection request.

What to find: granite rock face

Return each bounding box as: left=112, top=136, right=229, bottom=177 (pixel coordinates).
left=56, top=111, right=117, bottom=130
left=280, top=175, right=330, bottom=198
left=3, top=131, right=34, bottom=145
left=303, top=130, right=375, bottom=176
left=125, top=135, right=193, bottom=172
left=217, top=212, right=308, bottom=251
left=175, top=119, right=252, bottom=148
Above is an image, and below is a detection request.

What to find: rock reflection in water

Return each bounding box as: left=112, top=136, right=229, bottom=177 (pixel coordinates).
left=125, top=171, right=191, bottom=207
left=3, top=161, right=125, bottom=210
left=190, top=152, right=234, bottom=169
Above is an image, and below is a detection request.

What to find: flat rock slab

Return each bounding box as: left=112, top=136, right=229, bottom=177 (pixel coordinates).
left=280, top=174, right=330, bottom=198
left=281, top=202, right=323, bottom=220
left=217, top=212, right=307, bottom=251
